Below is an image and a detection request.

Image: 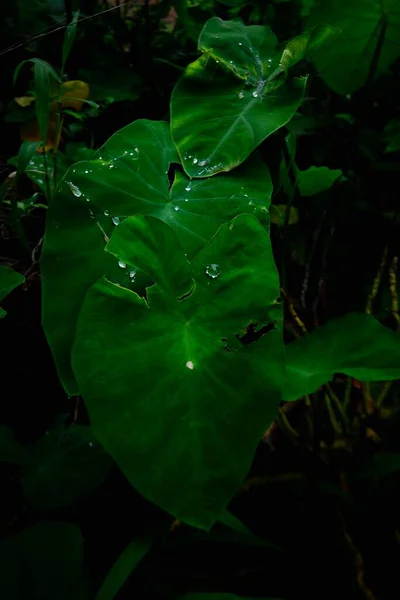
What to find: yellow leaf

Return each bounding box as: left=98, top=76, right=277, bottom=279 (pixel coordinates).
left=15, top=96, right=35, bottom=107
left=270, top=205, right=299, bottom=226
left=59, top=80, right=90, bottom=111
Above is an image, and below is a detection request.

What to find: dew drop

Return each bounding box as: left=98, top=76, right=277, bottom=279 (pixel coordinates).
left=129, top=270, right=136, bottom=279
left=238, top=42, right=243, bottom=46
left=135, top=147, right=139, bottom=152
left=198, top=160, right=207, bottom=167
left=66, top=181, right=82, bottom=197
left=84, top=169, right=89, bottom=174
left=238, top=91, right=244, bottom=99
left=185, top=185, right=191, bottom=192
left=184, top=198, right=188, bottom=202
left=186, top=361, right=194, bottom=370
left=104, top=209, right=109, bottom=216
left=109, top=163, right=115, bottom=169
left=252, top=91, right=258, bottom=98
left=112, top=216, right=120, bottom=226
left=88, top=442, right=93, bottom=448
left=192, top=158, right=198, bottom=164
left=205, top=263, right=220, bottom=279
left=174, top=206, right=179, bottom=211
left=118, top=260, right=126, bottom=269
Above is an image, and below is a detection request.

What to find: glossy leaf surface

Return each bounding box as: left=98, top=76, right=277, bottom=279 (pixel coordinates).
left=72, top=214, right=283, bottom=529
left=171, top=17, right=306, bottom=177
left=307, top=0, right=400, bottom=95
left=284, top=313, right=400, bottom=401
left=41, top=119, right=272, bottom=394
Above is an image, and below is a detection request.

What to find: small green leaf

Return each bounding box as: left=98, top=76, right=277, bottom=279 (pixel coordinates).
left=297, top=166, right=344, bottom=196
left=0, top=266, right=24, bottom=318
left=72, top=214, right=283, bottom=529
left=279, top=24, right=339, bottom=72
left=22, top=422, right=112, bottom=510
left=62, top=11, right=80, bottom=71
left=307, top=0, right=400, bottom=95
left=95, top=534, right=157, bottom=600
left=284, top=313, right=400, bottom=401
left=171, top=17, right=306, bottom=177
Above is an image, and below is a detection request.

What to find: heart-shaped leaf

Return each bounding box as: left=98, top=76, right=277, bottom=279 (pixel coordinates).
left=171, top=17, right=307, bottom=178
left=41, top=119, right=272, bottom=395
left=72, top=214, right=283, bottom=530
left=307, top=0, right=400, bottom=95
left=284, top=312, right=400, bottom=401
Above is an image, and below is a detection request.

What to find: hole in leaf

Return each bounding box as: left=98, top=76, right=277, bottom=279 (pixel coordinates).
left=177, top=283, right=195, bottom=302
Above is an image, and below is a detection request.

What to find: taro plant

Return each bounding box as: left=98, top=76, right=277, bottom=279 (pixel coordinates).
left=39, top=15, right=400, bottom=540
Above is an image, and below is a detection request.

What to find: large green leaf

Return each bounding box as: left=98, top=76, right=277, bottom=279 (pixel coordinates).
left=284, top=313, right=400, bottom=401
left=41, top=119, right=272, bottom=395
left=0, top=522, right=86, bottom=600
left=72, top=214, right=283, bottom=530
left=307, top=0, right=400, bottom=95
left=0, top=266, right=24, bottom=318
left=171, top=17, right=307, bottom=178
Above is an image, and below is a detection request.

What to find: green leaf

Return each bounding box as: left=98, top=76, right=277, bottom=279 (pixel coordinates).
left=0, top=266, right=24, bottom=318
left=307, top=0, right=400, bottom=95
left=34, top=60, right=52, bottom=142
left=279, top=24, right=339, bottom=72
left=0, top=420, right=112, bottom=509
left=95, top=534, right=156, bottom=600
left=171, top=17, right=307, bottom=178
left=297, top=166, right=344, bottom=196
left=62, top=10, right=80, bottom=71
left=72, top=214, right=283, bottom=529
left=16, top=141, right=41, bottom=177
left=21, top=422, right=112, bottom=510
left=0, top=522, right=86, bottom=600
left=284, top=313, right=400, bottom=401
left=41, top=119, right=272, bottom=395
left=383, top=118, right=400, bottom=153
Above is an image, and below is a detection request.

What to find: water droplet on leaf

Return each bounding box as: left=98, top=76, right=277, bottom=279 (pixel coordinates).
left=104, top=210, right=109, bottom=216
left=238, top=91, right=244, bottom=99
left=205, top=264, right=220, bottom=279
left=112, top=216, right=120, bottom=226
left=66, top=181, right=82, bottom=197
left=185, top=185, right=191, bottom=192
left=129, top=270, right=136, bottom=279
left=118, top=260, right=126, bottom=269
left=252, top=91, right=258, bottom=98
left=198, top=160, right=207, bottom=167
left=174, top=206, right=179, bottom=211
left=192, top=158, right=198, bottom=164
left=186, top=361, right=194, bottom=370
